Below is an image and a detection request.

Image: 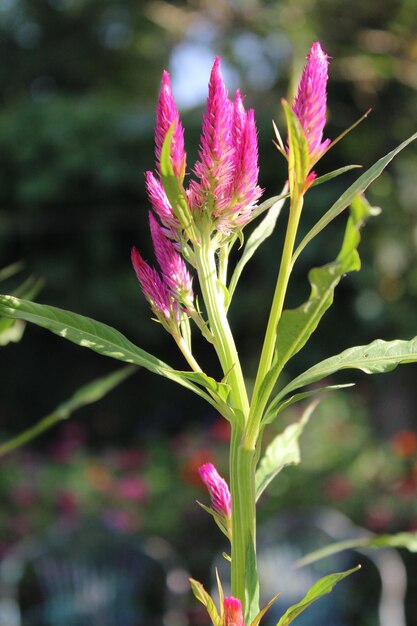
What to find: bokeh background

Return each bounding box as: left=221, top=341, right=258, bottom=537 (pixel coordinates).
left=1, top=0, right=417, bottom=624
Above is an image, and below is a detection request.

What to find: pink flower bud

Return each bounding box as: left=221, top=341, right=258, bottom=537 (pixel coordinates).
left=145, top=171, right=180, bottom=235
left=131, top=246, right=178, bottom=324
left=149, top=212, right=193, bottom=303
left=292, top=42, right=331, bottom=162
left=155, top=70, right=186, bottom=180
left=223, top=597, right=245, bottom=626
left=198, top=463, right=232, bottom=517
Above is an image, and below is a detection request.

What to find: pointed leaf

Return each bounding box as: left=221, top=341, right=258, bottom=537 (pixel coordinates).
left=160, top=125, right=196, bottom=239
left=282, top=100, right=310, bottom=192
left=276, top=336, right=417, bottom=403
left=275, top=195, right=377, bottom=373
left=276, top=566, right=360, bottom=626
left=256, top=401, right=317, bottom=501
left=0, top=295, right=226, bottom=412
left=190, top=579, right=221, bottom=626
left=311, top=164, right=362, bottom=187
left=250, top=592, right=281, bottom=626
left=228, top=188, right=287, bottom=301
left=293, top=131, right=417, bottom=263
left=263, top=384, right=354, bottom=426
left=0, top=365, right=136, bottom=457
left=297, top=532, right=417, bottom=568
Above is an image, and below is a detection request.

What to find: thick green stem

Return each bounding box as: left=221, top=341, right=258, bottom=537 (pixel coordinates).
left=247, top=193, right=304, bottom=445
left=194, top=238, right=249, bottom=416
left=230, top=423, right=258, bottom=621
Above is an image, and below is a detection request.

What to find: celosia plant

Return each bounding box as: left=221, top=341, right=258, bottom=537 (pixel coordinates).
left=1, top=42, right=417, bottom=624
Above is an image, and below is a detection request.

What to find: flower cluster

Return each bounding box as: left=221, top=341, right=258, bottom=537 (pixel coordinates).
left=132, top=58, right=262, bottom=327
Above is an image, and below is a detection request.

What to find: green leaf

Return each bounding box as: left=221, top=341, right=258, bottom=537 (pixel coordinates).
left=311, top=165, right=362, bottom=187
left=189, top=579, right=221, bottom=626
left=263, top=383, right=354, bottom=426
left=297, top=532, right=417, bottom=568
left=0, top=365, right=136, bottom=457
left=0, top=295, right=228, bottom=413
left=0, top=274, right=44, bottom=345
left=275, top=195, right=377, bottom=374
left=293, top=131, right=417, bottom=263
left=276, top=336, right=417, bottom=403
left=228, top=189, right=287, bottom=301
left=160, top=125, right=195, bottom=238
left=276, top=566, right=360, bottom=626
left=282, top=100, right=310, bottom=191
left=256, top=401, right=316, bottom=500
left=0, top=262, right=25, bottom=283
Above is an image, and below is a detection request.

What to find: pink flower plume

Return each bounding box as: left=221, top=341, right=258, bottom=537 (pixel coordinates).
left=292, top=41, right=330, bottom=161
left=131, top=246, right=177, bottom=322
left=155, top=70, right=186, bottom=179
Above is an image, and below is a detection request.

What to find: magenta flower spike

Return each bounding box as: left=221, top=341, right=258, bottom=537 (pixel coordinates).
left=292, top=42, right=331, bottom=163
left=198, top=463, right=232, bottom=518
left=131, top=246, right=178, bottom=325
left=148, top=212, right=193, bottom=303
left=223, top=597, right=245, bottom=626
left=155, top=70, right=186, bottom=180
left=145, top=170, right=179, bottom=236
left=230, top=105, right=263, bottom=227
left=192, top=57, right=235, bottom=215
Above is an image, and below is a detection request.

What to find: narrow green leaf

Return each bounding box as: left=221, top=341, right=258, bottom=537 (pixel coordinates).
left=0, top=262, right=25, bottom=283
left=263, top=384, right=354, bottom=426
left=311, top=165, right=362, bottom=187
left=276, top=336, right=417, bottom=403
left=189, top=579, right=221, bottom=626
left=293, top=131, right=417, bottom=264
left=275, top=195, right=376, bottom=373
left=249, top=592, right=281, bottom=626
left=0, top=296, right=226, bottom=412
left=282, top=100, right=310, bottom=191
left=228, top=189, right=287, bottom=301
left=297, top=531, right=417, bottom=568
left=0, top=365, right=135, bottom=457
left=276, top=566, right=360, bottom=626
left=256, top=401, right=317, bottom=500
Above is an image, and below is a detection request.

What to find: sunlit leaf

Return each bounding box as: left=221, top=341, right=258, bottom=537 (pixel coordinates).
left=256, top=401, right=317, bottom=500
left=276, top=566, right=360, bottom=626
left=276, top=336, right=417, bottom=404
left=297, top=532, right=417, bottom=568
left=228, top=188, right=287, bottom=302
left=190, top=579, right=221, bottom=626
left=282, top=100, right=310, bottom=192
left=293, top=131, right=417, bottom=263
left=0, top=296, right=229, bottom=414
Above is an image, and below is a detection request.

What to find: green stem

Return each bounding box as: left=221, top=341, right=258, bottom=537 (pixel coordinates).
left=247, top=193, right=304, bottom=445
left=230, top=423, right=257, bottom=621
left=194, top=238, right=249, bottom=416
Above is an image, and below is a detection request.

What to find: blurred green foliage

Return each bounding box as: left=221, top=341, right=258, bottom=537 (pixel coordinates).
left=0, top=0, right=416, bottom=440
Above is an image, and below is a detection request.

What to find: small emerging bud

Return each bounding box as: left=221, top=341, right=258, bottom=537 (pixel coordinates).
left=292, top=42, right=330, bottom=162
left=198, top=463, right=232, bottom=517
left=145, top=171, right=180, bottom=236
left=223, top=597, right=245, bottom=626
